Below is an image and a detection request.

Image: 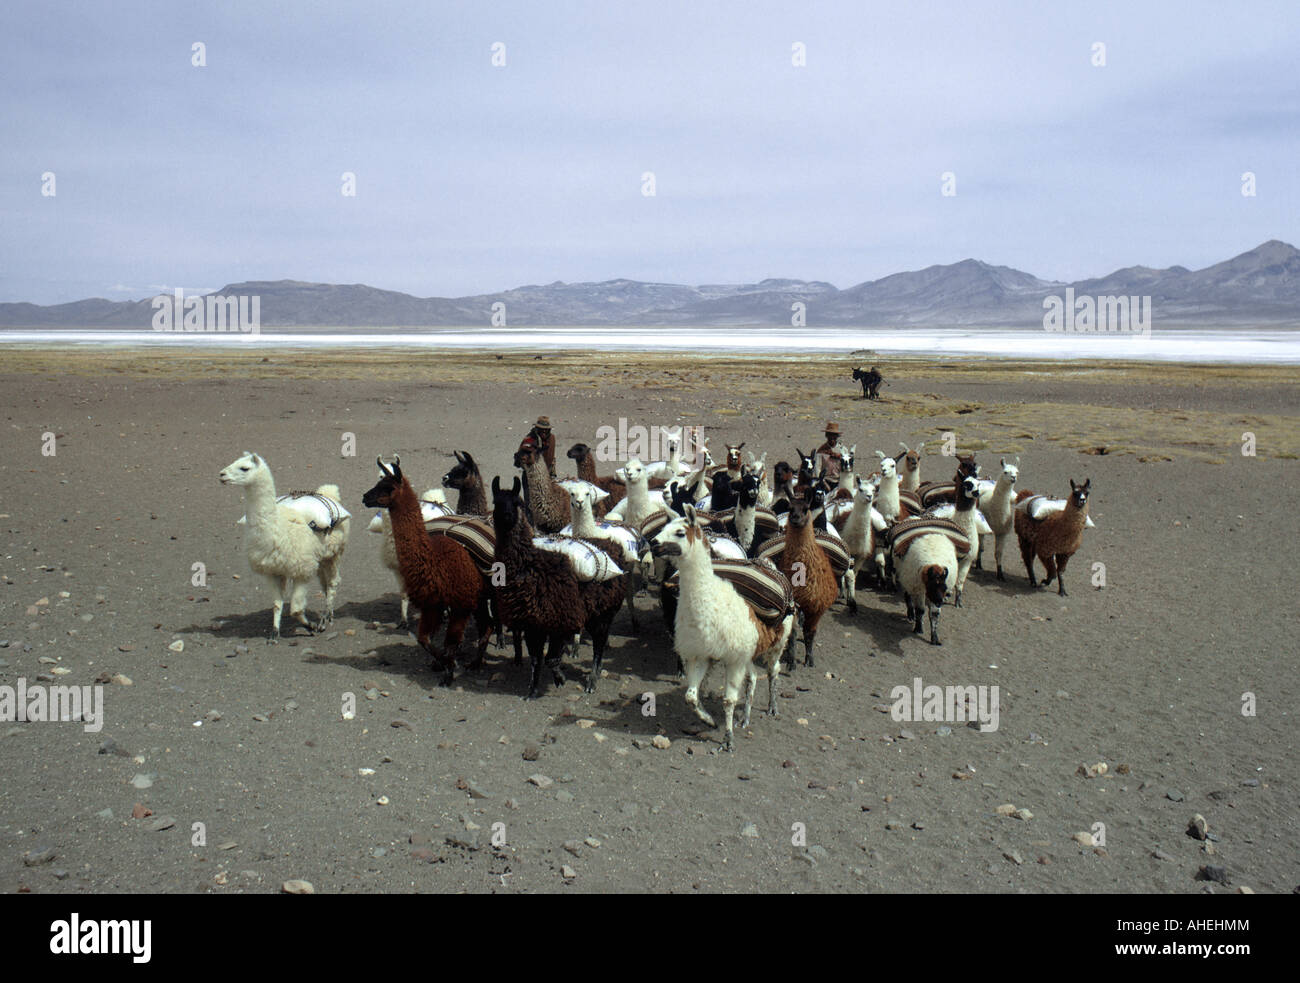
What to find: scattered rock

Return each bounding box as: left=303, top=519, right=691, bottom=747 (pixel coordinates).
left=528, top=774, right=554, bottom=789
left=740, top=823, right=759, bottom=838
left=563, top=840, right=583, bottom=856
left=1003, top=851, right=1024, bottom=865
left=651, top=735, right=671, bottom=749
left=1072, top=832, right=1096, bottom=846
left=130, top=773, right=155, bottom=790
left=555, top=789, right=575, bottom=803
left=1152, top=848, right=1174, bottom=862
left=935, top=726, right=952, bottom=737
left=1014, top=809, right=1034, bottom=821
left=148, top=816, right=176, bottom=832
left=1196, top=865, right=1228, bottom=885
left=1166, top=789, right=1185, bottom=802
left=584, top=836, right=601, bottom=848
left=111, top=674, right=133, bottom=686
left=445, top=832, right=481, bottom=851
left=994, top=804, right=1017, bottom=816
left=281, top=880, right=315, bottom=894
left=1187, top=814, right=1209, bottom=840
left=897, top=729, right=915, bottom=741
left=22, top=848, right=55, bottom=866
left=1077, top=762, right=1108, bottom=778
left=560, top=865, right=577, bottom=880
left=131, top=803, right=152, bottom=819
left=522, top=744, right=540, bottom=761
left=168, top=640, right=184, bottom=653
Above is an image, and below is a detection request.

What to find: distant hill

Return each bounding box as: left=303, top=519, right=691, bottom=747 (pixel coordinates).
left=3, top=241, right=1297, bottom=328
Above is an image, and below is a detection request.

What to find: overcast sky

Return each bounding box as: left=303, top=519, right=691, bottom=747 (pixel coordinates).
left=2, top=0, right=1297, bottom=304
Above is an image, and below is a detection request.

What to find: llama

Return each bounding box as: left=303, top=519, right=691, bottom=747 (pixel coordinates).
left=774, top=496, right=839, bottom=669
left=897, top=531, right=959, bottom=646
left=515, top=441, right=571, bottom=533
left=1014, top=479, right=1092, bottom=595
left=603, top=458, right=666, bottom=530
left=896, top=442, right=924, bottom=492
left=976, top=457, right=1019, bottom=580
left=873, top=451, right=904, bottom=524
left=219, top=451, right=349, bottom=641
left=491, top=476, right=626, bottom=696
left=853, top=365, right=883, bottom=399
left=369, top=487, right=452, bottom=625
left=442, top=450, right=489, bottom=516
left=935, top=471, right=982, bottom=607
left=362, top=458, right=494, bottom=683
left=771, top=461, right=797, bottom=514
left=831, top=445, right=858, bottom=500
left=650, top=506, right=795, bottom=751
left=836, top=477, right=888, bottom=612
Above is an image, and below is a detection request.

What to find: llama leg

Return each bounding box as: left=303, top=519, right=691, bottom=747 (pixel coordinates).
left=266, top=576, right=286, bottom=643
left=974, top=535, right=984, bottom=571
left=1040, top=553, right=1058, bottom=589
left=288, top=580, right=311, bottom=630
left=524, top=629, right=548, bottom=699
left=995, top=533, right=1007, bottom=581
left=953, top=556, right=972, bottom=607
left=682, top=657, right=716, bottom=728
left=740, top=665, right=758, bottom=730
left=624, top=574, right=639, bottom=633
left=767, top=643, right=784, bottom=717
left=846, top=559, right=860, bottom=614
left=1055, top=554, right=1071, bottom=596
left=399, top=592, right=410, bottom=626
left=442, top=611, right=471, bottom=686
left=469, top=595, right=492, bottom=671
left=585, top=610, right=615, bottom=693
left=928, top=601, right=943, bottom=646
left=802, top=611, right=822, bottom=668
left=721, top=662, right=747, bottom=752
left=316, top=558, right=340, bottom=631
left=545, top=631, right=568, bottom=689
left=1019, top=538, right=1039, bottom=586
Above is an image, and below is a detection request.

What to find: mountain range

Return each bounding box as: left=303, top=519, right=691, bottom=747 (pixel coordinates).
left=2, top=240, right=1297, bottom=329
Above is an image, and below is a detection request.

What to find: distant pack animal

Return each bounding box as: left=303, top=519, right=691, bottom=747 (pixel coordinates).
left=853, top=366, right=883, bottom=399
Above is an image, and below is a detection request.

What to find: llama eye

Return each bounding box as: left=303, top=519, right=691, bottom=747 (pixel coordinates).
left=240, top=466, right=249, bottom=472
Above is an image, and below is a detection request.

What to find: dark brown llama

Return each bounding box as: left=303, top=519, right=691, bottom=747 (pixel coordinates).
left=1014, top=478, right=1091, bottom=595
left=492, top=476, right=626, bottom=697
left=442, top=450, right=488, bottom=516
left=362, top=457, right=492, bottom=684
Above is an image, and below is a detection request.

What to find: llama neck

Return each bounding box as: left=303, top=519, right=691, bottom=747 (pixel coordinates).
left=457, top=479, right=487, bottom=516
left=575, top=453, right=596, bottom=481
left=786, top=517, right=815, bottom=551
left=388, top=479, right=435, bottom=567
left=571, top=505, right=598, bottom=537
left=242, top=468, right=281, bottom=533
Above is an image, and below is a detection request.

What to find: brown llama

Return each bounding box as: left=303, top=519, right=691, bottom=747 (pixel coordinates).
left=362, top=457, right=492, bottom=684
left=515, top=442, right=571, bottom=533
left=772, top=494, right=839, bottom=669
left=1014, top=478, right=1092, bottom=596
left=442, top=450, right=488, bottom=516
left=491, top=477, right=627, bottom=697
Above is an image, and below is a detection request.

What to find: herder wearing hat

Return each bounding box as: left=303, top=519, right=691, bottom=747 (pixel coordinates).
left=816, top=421, right=846, bottom=481
left=528, top=415, right=557, bottom=478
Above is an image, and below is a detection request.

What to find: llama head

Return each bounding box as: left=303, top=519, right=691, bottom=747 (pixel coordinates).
left=622, top=458, right=646, bottom=486
left=490, top=475, right=527, bottom=538
left=513, top=441, right=539, bottom=469
left=566, top=442, right=591, bottom=463
left=795, top=448, right=815, bottom=476
left=787, top=494, right=813, bottom=529
left=998, top=457, right=1019, bottom=485
left=922, top=564, right=949, bottom=606
left=738, top=472, right=761, bottom=508
left=442, top=450, right=479, bottom=490
left=568, top=484, right=598, bottom=518
left=725, top=442, right=746, bottom=471
left=1069, top=478, right=1091, bottom=510
left=219, top=451, right=268, bottom=486
left=874, top=450, right=897, bottom=480
left=959, top=474, right=981, bottom=503
left=773, top=461, right=795, bottom=486
left=361, top=456, right=406, bottom=509
left=840, top=444, right=856, bottom=474
left=955, top=453, right=978, bottom=479
left=667, top=479, right=692, bottom=515
left=897, top=442, right=923, bottom=474
left=650, top=505, right=704, bottom=563
left=853, top=475, right=876, bottom=507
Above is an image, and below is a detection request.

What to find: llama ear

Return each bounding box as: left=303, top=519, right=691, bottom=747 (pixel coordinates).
left=1015, top=456, right=1020, bottom=466
left=463, top=451, right=476, bottom=469
left=875, top=450, right=885, bottom=460
left=916, top=442, right=924, bottom=453
left=491, top=476, right=501, bottom=495
left=684, top=503, right=697, bottom=526
left=1084, top=478, right=1091, bottom=490
left=391, top=456, right=402, bottom=479
left=512, top=476, right=521, bottom=496
left=899, top=441, right=909, bottom=452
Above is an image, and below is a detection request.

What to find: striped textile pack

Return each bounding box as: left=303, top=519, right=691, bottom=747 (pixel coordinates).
left=886, top=516, right=972, bottom=559
left=752, top=531, right=853, bottom=579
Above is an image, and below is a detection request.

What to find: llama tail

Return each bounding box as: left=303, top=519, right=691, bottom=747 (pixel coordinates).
left=314, top=483, right=343, bottom=502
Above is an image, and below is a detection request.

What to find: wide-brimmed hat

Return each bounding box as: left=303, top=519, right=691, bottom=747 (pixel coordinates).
left=534, top=416, right=552, bottom=430
left=824, top=421, right=841, bottom=434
